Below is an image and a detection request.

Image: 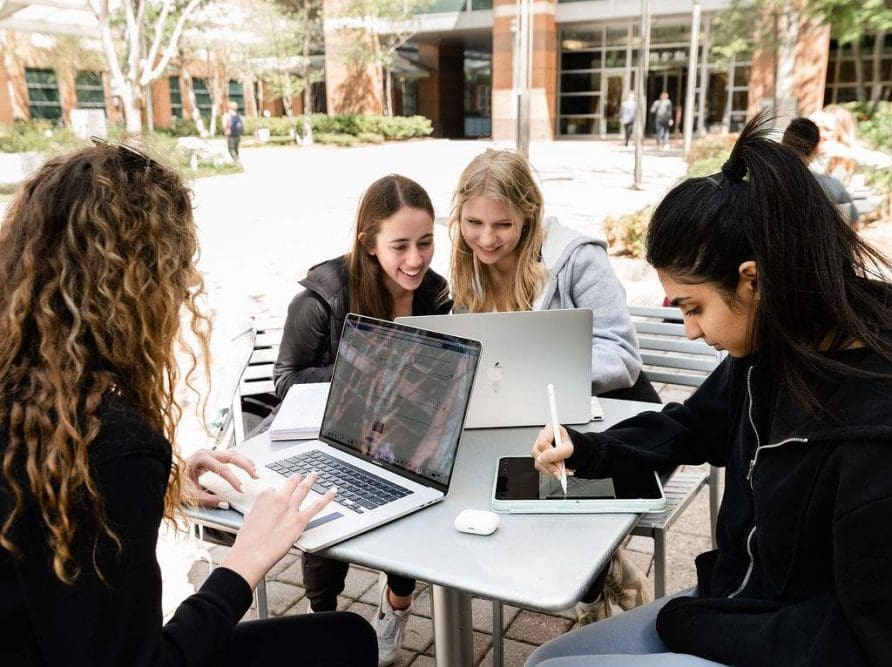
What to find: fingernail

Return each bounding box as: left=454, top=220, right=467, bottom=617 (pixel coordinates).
left=329, top=486, right=338, bottom=494
left=217, top=501, right=230, bottom=510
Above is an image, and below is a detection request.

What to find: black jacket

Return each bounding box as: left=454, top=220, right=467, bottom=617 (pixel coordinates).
left=273, top=255, right=452, bottom=399
left=566, top=348, right=892, bottom=666
left=0, top=396, right=253, bottom=665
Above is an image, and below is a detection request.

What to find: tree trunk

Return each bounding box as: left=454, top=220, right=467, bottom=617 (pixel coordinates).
left=871, top=30, right=886, bottom=104
left=832, top=41, right=842, bottom=104
left=281, top=72, right=294, bottom=118
left=0, top=32, right=27, bottom=119
left=302, top=82, right=314, bottom=144
left=180, top=65, right=207, bottom=136
left=722, top=54, right=735, bottom=134
left=385, top=68, right=393, bottom=117
left=774, top=1, right=799, bottom=121
left=853, top=37, right=866, bottom=103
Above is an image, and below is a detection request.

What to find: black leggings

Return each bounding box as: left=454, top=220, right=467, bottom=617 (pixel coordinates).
left=221, top=611, right=376, bottom=666
left=303, top=552, right=415, bottom=612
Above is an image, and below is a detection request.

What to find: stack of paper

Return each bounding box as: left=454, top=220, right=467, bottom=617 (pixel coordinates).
left=269, top=382, right=331, bottom=441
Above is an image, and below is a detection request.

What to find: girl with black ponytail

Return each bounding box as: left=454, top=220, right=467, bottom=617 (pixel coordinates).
left=527, top=112, right=892, bottom=667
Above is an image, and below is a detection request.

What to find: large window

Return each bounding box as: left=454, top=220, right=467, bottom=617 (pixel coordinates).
left=169, top=75, right=183, bottom=118
left=191, top=77, right=213, bottom=118
left=25, top=68, right=62, bottom=120
left=75, top=71, right=105, bottom=109
left=228, top=80, right=245, bottom=113
left=558, top=17, right=751, bottom=137
left=825, top=33, right=892, bottom=104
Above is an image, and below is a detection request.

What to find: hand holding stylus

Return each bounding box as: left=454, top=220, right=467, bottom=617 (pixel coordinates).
left=545, top=384, right=568, bottom=495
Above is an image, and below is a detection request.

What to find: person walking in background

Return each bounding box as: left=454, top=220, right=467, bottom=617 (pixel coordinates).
left=650, top=92, right=673, bottom=149
left=782, top=117, right=859, bottom=225
left=619, top=92, right=637, bottom=147
left=222, top=100, right=244, bottom=164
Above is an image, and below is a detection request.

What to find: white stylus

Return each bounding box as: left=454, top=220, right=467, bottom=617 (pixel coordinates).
left=546, top=383, right=568, bottom=495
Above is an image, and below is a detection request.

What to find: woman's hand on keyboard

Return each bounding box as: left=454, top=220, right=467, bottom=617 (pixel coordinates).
left=221, top=473, right=337, bottom=589
left=184, top=448, right=259, bottom=508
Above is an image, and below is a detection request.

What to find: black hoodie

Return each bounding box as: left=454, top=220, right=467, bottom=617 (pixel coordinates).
left=273, top=255, right=452, bottom=398
left=566, top=346, right=892, bottom=666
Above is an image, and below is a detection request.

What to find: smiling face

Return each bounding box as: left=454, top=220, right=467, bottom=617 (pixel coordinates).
left=658, top=263, right=759, bottom=357
left=369, top=206, right=435, bottom=298
left=459, top=195, right=524, bottom=274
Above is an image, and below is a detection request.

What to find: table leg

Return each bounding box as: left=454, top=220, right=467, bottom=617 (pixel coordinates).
left=431, top=584, right=474, bottom=667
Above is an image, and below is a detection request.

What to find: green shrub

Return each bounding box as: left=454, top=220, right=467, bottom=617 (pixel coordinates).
left=686, top=134, right=735, bottom=165
left=603, top=206, right=652, bottom=258
left=0, top=120, right=81, bottom=154
left=357, top=132, right=384, bottom=144
left=314, top=132, right=359, bottom=147
left=858, top=101, right=892, bottom=151
left=295, top=113, right=433, bottom=140
left=684, top=133, right=736, bottom=179
left=864, top=166, right=892, bottom=220
left=244, top=115, right=296, bottom=137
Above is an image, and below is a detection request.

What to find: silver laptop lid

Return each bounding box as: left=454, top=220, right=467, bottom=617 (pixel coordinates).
left=397, top=310, right=593, bottom=428
left=319, top=314, right=481, bottom=493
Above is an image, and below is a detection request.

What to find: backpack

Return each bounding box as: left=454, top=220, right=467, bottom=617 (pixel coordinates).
left=230, top=113, right=244, bottom=136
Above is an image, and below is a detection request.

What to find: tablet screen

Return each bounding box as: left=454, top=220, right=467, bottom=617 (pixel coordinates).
left=494, top=457, right=663, bottom=501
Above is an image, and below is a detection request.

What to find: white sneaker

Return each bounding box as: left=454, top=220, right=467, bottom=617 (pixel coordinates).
left=373, top=576, right=411, bottom=666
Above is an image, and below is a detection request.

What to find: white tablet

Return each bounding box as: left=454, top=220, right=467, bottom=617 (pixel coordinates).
left=491, top=457, right=666, bottom=514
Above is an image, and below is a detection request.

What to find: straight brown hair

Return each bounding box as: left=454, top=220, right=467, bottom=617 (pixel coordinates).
left=347, top=175, right=437, bottom=320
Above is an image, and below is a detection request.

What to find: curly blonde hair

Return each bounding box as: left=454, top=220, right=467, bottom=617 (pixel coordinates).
left=448, top=149, right=547, bottom=312
left=0, top=143, right=211, bottom=583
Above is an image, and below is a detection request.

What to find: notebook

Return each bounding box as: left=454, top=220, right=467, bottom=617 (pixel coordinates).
left=199, top=314, right=481, bottom=552
left=269, top=382, right=330, bottom=440
left=491, top=456, right=666, bottom=514
left=397, top=310, right=593, bottom=428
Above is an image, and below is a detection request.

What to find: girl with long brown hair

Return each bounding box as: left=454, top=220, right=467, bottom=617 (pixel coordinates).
left=272, top=174, right=451, bottom=665
left=0, top=143, right=376, bottom=665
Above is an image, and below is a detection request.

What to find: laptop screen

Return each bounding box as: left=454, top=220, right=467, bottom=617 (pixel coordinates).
left=320, top=314, right=480, bottom=491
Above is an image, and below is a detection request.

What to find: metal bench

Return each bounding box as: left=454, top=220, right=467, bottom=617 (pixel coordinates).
left=628, top=304, right=723, bottom=598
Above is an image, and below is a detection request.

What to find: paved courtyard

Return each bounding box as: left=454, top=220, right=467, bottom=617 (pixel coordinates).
left=152, top=137, right=715, bottom=666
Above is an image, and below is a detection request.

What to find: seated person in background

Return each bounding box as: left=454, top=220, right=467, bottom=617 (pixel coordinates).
left=0, top=142, right=376, bottom=665
left=448, top=148, right=652, bottom=624
left=782, top=116, right=859, bottom=225
left=273, top=174, right=451, bottom=666
left=528, top=112, right=892, bottom=666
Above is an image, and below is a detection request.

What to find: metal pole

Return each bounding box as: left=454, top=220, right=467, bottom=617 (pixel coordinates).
left=432, top=585, right=474, bottom=666
left=632, top=0, right=650, bottom=189
left=515, top=0, right=532, bottom=157
left=697, top=14, right=711, bottom=137
left=683, top=0, right=701, bottom=158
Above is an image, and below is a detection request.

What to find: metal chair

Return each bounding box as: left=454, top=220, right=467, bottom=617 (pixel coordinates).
left=628, top=304, right=723, bottom=598
left=190, top=318, right=274, bottom=617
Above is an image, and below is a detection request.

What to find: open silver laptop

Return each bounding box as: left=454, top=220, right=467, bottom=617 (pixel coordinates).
left=200, top=314, right=481, bottom=552
left=397, top=310, right=592, bottom=428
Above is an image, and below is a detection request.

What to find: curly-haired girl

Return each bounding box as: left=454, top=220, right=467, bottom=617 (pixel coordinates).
left=0, top=143, right=376, bottom=665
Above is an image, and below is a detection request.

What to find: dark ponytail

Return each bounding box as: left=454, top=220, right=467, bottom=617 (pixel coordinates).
left=646, top=111, right=892, bottom=412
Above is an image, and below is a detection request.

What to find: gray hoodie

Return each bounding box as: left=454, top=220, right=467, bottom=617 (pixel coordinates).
left=535, top=217, right=641, bottom=394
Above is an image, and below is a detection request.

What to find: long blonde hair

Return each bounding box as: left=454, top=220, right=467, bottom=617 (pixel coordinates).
left=448, top=149, right=547, bottom=312
left=0, top=144, right=211, bottom=582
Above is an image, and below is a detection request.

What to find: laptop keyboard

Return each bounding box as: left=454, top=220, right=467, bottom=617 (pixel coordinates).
left=266, top=450, right=411, bottom=514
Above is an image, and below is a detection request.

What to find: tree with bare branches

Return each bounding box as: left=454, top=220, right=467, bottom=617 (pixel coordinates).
left=90, top=0, right=204, bottom=134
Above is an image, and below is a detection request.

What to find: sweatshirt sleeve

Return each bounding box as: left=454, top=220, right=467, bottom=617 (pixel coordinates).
left=273, top=288, right=335, bottom=398
left=566, top=243, right=642, bottom=394
left=17, top=443, right=253, bottom=666
left=565, top=356, right=733, bottom=477
left=655, top=452, right=892, bottom=666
